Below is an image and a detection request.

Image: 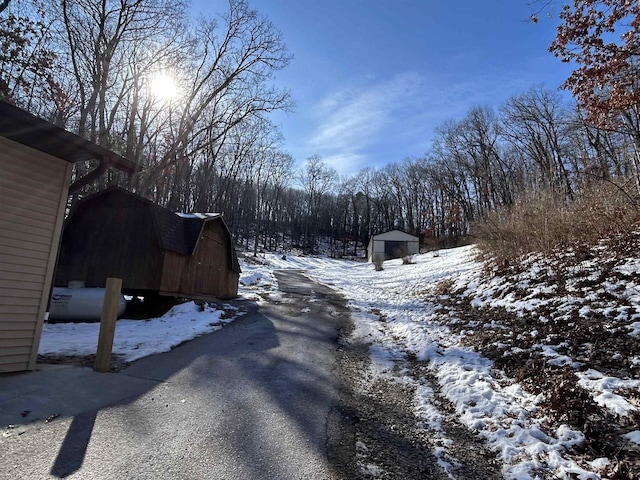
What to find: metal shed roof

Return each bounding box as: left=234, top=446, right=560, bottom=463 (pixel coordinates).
left=0, top=100, right=141, bottom=174
left=371, top=229, right=419, bottom=241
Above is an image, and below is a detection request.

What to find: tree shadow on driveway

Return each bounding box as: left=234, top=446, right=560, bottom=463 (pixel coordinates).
left=0, top=270, right=354, bottom=479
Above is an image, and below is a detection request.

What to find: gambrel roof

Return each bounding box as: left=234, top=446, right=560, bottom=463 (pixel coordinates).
left=74, top=187, right=240, bottom=272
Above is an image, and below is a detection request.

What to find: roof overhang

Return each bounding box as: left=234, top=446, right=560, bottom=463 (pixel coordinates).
left=0, top=101, right=141, bottom=190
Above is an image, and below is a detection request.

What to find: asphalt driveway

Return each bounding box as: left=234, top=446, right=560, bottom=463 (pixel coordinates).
left=0, top=271, right=353, bottom=480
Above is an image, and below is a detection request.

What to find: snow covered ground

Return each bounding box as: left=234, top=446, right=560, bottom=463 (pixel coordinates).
left=39, top=301, right=241, bottom=362
left=39, top=245, right=640, bottom=479
left=242, top=246, right=640, bottom=480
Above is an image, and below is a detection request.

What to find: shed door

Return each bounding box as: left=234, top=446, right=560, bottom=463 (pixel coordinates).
left=0, top=138, right=71, bottom=372
left=384, top=241, right=408, bottom=259
left=195, top=233, right=227, bottom=296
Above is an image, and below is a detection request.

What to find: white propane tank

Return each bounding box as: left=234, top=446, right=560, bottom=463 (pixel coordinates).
left=49, top=282, right=127, bottom=322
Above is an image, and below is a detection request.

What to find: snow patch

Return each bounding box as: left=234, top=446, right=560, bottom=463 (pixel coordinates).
left=623, top=431, right=640, bottom=445
left=576, top=369, right=640, bottom=416
left=39, top=301, right=239, bottom=362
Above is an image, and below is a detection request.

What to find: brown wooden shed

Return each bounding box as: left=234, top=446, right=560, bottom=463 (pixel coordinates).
left=0, top=101, right=140, bottom=373
left=55, top=187, right=241, bottom=301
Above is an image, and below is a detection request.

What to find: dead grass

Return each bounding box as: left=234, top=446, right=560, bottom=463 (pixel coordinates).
left=474, top=181, right=640, bottom=270
left=436, top=293, right=640, bottom=479
left=402, top=255, right=415, bottom=265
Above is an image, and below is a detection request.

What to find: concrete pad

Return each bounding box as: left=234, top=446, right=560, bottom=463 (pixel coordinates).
left=0, top=364, right=160, bottom=433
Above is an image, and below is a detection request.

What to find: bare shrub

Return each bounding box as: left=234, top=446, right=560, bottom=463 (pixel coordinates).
left=433, top=278, right=455, bottom=296
left=475, top=180, right=640, bottom=267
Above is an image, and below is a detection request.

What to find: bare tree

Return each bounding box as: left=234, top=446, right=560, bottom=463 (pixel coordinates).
left=298, top=155, right=337, bottom=252
left=136, top=0, right=292, bottom=195
left=55, top=0, right=186, bottom=144
left=260, top=150, right=293, bottom=250
left=0, top=3, right=64, bottom=116
left=500, top=87, right=574, bottom=200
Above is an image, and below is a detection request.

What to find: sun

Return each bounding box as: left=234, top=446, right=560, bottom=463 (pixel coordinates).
left=150, top=72, right=179, bottom=102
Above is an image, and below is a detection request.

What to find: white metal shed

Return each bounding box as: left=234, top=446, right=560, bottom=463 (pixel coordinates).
left=367, top=229, right=419, bottom=263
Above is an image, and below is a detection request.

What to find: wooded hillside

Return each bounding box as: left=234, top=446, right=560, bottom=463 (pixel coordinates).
left=2, top=0, right=640, bottom=257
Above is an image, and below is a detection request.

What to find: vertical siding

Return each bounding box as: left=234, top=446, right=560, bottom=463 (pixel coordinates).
left=195, top=222, right=239, bottom=299
left=194, top=225, right=228, bottom=296
left=159, top=220, right=238, bottom=300
left=0, top=137, right=71, bottom=372
left=159, top=251, right=188, bottom=294
left=55, top=195, right=163, bottom=291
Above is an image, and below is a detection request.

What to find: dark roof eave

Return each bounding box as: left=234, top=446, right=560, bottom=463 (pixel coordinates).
left=0, top=100, right=141, bottom=174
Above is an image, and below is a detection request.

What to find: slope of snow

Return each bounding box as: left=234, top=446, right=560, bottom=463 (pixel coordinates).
left=278, top=247, right=598, bottom=479
left=255, top=246, right=632, bottom=479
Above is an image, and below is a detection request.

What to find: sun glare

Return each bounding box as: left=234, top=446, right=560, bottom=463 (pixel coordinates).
left=150, top=73, right=179, bottom=102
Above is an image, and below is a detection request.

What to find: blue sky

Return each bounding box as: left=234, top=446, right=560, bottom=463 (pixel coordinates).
left=193, top=1, right=574, bottom=176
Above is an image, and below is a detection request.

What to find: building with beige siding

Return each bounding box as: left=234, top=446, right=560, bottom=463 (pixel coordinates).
left=0, top=101, right=140, bottom=373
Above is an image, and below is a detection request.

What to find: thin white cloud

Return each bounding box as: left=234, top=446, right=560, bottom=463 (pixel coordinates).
left=298, top=63, right=571, bottom=176
left=322, top=152, right=367, bottom=174
left=391, top=63, right=569, bottom=155
left=306, top=73, right=422, bottom=173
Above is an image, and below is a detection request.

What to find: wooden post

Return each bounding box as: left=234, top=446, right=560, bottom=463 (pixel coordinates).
left=94, top=277, right=122, bottom=373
